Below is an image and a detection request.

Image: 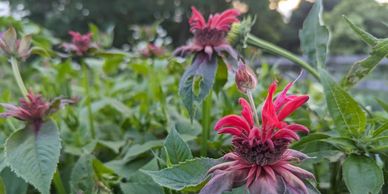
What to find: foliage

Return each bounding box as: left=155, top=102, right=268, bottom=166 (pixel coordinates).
left=0, top=1, right=387, bottom=194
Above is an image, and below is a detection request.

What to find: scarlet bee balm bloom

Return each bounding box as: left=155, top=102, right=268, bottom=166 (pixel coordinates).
left=200, top=81, right=314, bottom=194
left=174, top=7, right=240, bottom=59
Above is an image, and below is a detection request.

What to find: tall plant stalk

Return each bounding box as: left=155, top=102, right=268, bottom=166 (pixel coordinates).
left=82, top=64, right=96, bottom=139
left=10, top=57, right=28, bottom=98
left=200, top=91, right=212, bottom=156
left=247, top=34, right=320, bottom=80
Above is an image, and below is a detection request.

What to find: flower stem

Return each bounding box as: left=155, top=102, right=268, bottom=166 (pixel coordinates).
left=53, top=170, right=66, bottom=194
left=10, top=57, right=28, bottom=98
left=200, top=91, right=212, bottom=156
left=246, top=90, right=260, bottom=128
left=82, top=64, right=96, bottom=139
left=247, top=34, right=320, bottom=80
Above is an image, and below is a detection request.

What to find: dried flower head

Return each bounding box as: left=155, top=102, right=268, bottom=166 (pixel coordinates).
left=200, top=80, right=314, bottom=194
left=0, top=27, right=32, bottom=61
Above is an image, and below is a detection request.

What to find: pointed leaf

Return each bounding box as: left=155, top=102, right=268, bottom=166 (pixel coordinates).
left=375, top=98, right=388, bottom=113
left=179, top=53, right=218, bottom=119
left=70, top=155, right=96, bottom=194
left=341, top=39, right=388, bottom=88
left=320, top=69, right=366, bottom=137
left=4, top=120, right=61, bottom=194
left=299, top=0, right=330, bottom=68
left=164, top=128, right=193, bottom=164
left=120, top=172, right=163, bottom=194
left=142, top=158, right=223, bottom=191
left=343, top=16, right=378, bottom=46
left=342, top=155, right=383, bottom=194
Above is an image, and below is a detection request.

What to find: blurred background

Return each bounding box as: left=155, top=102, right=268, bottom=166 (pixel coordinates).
left=1, top=0, right=388, bottom=97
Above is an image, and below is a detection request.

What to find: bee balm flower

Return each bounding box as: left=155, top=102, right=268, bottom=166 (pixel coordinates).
left=0, top=91, right=74, bottom=131
left=200, top=81, right=314, bottom=194
left=63, top=31, right=95, bottom=56
left=174, top=7, right=240, bottom=60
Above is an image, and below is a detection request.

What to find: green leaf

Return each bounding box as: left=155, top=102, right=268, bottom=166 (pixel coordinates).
left=179, top=54, right=218, bottom=119
left=375, top=98, right=388, bottom=113
left=341, top=39, right=388, bottom=88
left=164, top=128, right=193, bottom=165
left=0, top=177, right=5, bottom=194
left=0, top=168, right=28, bottom=194
left=321, top=137, right=357, bottom=153
left=342, top=155, right=383, bottom=194
left=373, top=122, right=388, bottom=137
left=299, top=0, right=330, bottom=68
left=213, top=57, right=228, bottom=93
left=70, top=155, right=96, bottom=194
left=343, top=16, right=378, bottom=46
left=291, top=133, right=330, bottom=150
left=142, top=157, right=223, bottom=191
left=120, top=172, right=163, bottom=194
left=123, top=140, right=164, bottom=161
left=4, top=120, right=61, bottom=194
left=320, top=69, right=366, bottom=137
left=70, top=155, right=115, bottom=194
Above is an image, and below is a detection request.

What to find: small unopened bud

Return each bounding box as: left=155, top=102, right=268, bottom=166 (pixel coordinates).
left=227, top=16, right=255, bottom=49
left=235, top=62, right=257, bottom=93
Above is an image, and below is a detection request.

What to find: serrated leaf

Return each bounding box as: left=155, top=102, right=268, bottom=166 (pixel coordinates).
left=0, top=167, right=28, bottom=194
left=291, top=133, right=330, bottom=150
left=299, top=0, right=330, bottom=68
left=164, top=128, right=193, bottom=164
left=320, top=69, right=366, bottom=137
left=4, top=120, right=61, bottom=194
left=341, top=39, right=388, bottom=88
left=179, top=53, right=218, bottom=119
left=142, top=157, right=223, bottom=191
left=342, top=155, right=383, bottom=194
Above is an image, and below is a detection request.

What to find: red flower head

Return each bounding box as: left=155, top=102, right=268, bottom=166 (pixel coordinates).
left=140, top=43, right=165, bottom=58
left=63, top=31, right=93, bottom=56
left=174, top=7, right=240, bottom=59
left=0, top=91, right=74, bottom=131
left=200, top=81, right=314, bottom=194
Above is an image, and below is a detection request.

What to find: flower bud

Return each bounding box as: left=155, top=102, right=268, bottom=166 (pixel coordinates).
left=227, top=16, right=255, bottom=49
left=235, top=62, right=257, bottom=93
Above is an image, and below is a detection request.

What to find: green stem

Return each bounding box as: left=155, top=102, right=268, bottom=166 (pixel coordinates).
left=10, top=57, right=28, bottom=98
left=82, top=64, right=96, bottom=139
left=53, top=170, right=66, bottom=194
left=200, top=91, right=212, bottom=156
left=247, top=34, right=320, bottom=80
left=246, top=90, right=260, bottom=128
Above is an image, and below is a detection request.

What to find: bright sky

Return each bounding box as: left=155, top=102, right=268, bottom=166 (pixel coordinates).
left=276, top=0, right=388, bottom=21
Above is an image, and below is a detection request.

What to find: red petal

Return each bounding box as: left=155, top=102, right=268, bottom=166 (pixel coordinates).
left=277, top=95, right=309, bottom=121
left=273, top=128, right=300, bottom=141
left=287, top=124, right=309, bottom=133
left=239, top=98, right=254, bottom=127
left=261, top=81, right=279, bottom=140
left=189, top=7, right=206, bottom=32
left=214, top=115, right=251, bottom=133
left=217, top=127, right=242, bottom=136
